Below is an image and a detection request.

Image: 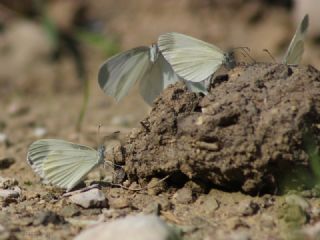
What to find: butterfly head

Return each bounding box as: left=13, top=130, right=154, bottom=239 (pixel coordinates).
left=149, top=44, right=159, bottom=63
left=223, top=52, right=236, bottom=69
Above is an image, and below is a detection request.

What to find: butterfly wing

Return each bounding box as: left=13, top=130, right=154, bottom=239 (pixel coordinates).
left=158, top=32, right=225, bottom=82
left=98, top=47, right=151, bottom=101
left=139, top=47, right=180, bottom=106
left=27, top=139, right=102, bottom=191
left=283, top=14, right=309, bottom=65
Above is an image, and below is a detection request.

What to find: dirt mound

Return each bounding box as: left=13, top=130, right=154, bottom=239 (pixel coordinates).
left=121, top=63, right=320, bottom=194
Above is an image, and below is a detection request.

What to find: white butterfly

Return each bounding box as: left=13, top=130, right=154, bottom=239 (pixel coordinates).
left=27, top=139, right=106, bottom=191
left=282, top=14, right=309, bottom=65
left=98, top=44, right=181, bottom=106
left=158, top=32, right=236, bottom=83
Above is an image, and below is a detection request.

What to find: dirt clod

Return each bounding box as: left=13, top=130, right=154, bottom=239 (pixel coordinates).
left=123, top=63, right=320, bottom=194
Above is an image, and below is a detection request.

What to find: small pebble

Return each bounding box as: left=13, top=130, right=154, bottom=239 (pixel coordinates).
left=60, top=205, right=81, bottom=218
left=108, top=197, right=129, bottom=209
left=74, top=214, right=181, bottom=240
left=0, top=133, right=8, bottom=144
left=172, top=187, right=193, bottom=204
left=143, top=202, right=161, bottom=215
left=0, top=186, right=21, bottom=200
left=195, top=190, right=219, bottom=215
left=184, top=181, right=206, bottom=195
left=147, top=178, right=166, bottom=196
left=156, top=196, right=171, bottom=212
left=69, top=188, right=107, bottom=208
left=33, top=127, right=47, bottom=138
left=33, top=211, right=65, bottom=226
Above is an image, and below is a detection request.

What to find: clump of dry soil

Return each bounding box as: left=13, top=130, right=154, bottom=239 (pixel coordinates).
left=122, top=63, right=320, bottom=194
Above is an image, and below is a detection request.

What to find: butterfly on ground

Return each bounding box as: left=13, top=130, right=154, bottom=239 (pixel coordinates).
left=282, top=14, right=309, bottom=65
left=158, top=32, right=237, bottom=83
left=27, top=139, right=107, bottom=191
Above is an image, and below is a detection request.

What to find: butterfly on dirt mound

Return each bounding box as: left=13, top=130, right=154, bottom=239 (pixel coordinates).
left=282, top=14, right=309, bottom=65
left=98, top=44, right=179, bottom=106
left=27, top=139, right=107, bottom=191
left=98, top=44, right=207, bottom=106
left=158, top=32, right=238, bottom=83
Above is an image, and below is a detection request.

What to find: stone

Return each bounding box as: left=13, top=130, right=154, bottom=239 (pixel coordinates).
left=33, top=211, right=65, bottom=226
left=69, top=188, right=106, bottom=208
left=74, top=215, right=181, bottom=240
left=60, top=205, right=81, bottom=218
left=33, top=127, right=47, bottom=137
left=172, top=187, right=193, bottom=204
left=195, top=190, right=219, bottom=215
left=143, top=202, right=161, bottom=215
left=0, top=186, right=21, bottom=200
left=147, top=178, right=166, bottom=196
left=0, top=133, right=7, bottom=144
left=108, top=197, right=129, bottom=209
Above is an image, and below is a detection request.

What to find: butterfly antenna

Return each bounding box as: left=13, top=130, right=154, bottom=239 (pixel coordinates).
left=96, top=124, right=102, bottom=146
left=231, top=46, right=256, bottom=63
left=237, top=47, right=256, bottom=63
left=263, top=49, right=276, bottom=63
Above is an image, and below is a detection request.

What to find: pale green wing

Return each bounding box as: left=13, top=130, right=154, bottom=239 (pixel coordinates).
left=283, top=14, right=309, bottom=65
left=27, top=139, right=102, bottom=191
left=98, top=47, right=151, bottom=101
left=158, top=32, right=225, bottom=82
left=139, top=49, right=180, bottom=106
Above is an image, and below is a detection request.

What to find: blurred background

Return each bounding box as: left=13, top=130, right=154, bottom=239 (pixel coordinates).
left=0, top=0, right=319, bottom=142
